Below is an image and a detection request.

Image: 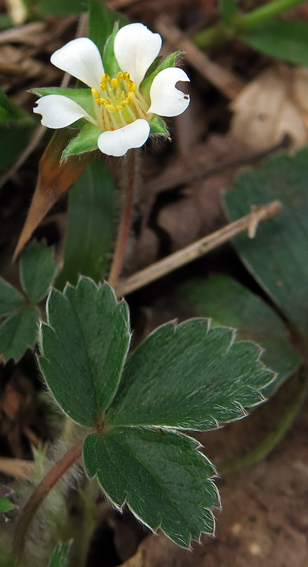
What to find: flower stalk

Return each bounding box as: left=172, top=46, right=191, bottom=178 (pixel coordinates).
left=108, top=149, right=139, bottom=288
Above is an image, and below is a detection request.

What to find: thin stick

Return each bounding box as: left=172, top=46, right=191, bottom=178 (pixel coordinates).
left=115, top=200, right=283, bottom=297
left=13, top=439, right=83, bottom=562
left=108, top=149, right=139, bottom=288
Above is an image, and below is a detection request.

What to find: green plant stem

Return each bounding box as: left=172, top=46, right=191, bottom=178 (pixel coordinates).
left=13, top=439, right=83, bottom=562
left=218, top=374, right=308, bottom=476
left=192, top=0, right=307, bottom=49
left=108, top=149, right=139, bottom=289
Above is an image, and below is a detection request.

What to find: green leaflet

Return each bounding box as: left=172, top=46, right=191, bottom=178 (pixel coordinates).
left=20, top=242, right=58, bottom=304
left=106, top=319, right=274, bottom=430
left=177, top=275, right=301, bottom=396
left=223, top=146, right=308, bottom=334
left=39, top=279, right=131, bottom=426
left=83, top=428, right=218, bottom=547
left=0, top=307, right=40, bottom=361
left=242, top=20, right=308, bottom=67
left=219, top=0, right=238, bottom=26
left=56, top=159, right=116, bottom=288
left=0, top=278, right=25, bottom=317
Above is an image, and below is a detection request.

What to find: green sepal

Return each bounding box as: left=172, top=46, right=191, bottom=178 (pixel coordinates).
left=141, top=51, right=181, bottom=100
left=149, top=115, right=169, bottom=136
left=103, top=22, right=122, bottom=78
left=0, top=277, right=26, bottom=317
left=61, top=124, right=101, bottom=160
left=83, top=428, right=219, bottom=547
left=0, top=306, right=40, bottom=361
left=32, top=88, right=95, bottom=119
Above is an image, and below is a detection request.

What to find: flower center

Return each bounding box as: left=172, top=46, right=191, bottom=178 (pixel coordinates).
left=91, top=72, right=149, bottom=131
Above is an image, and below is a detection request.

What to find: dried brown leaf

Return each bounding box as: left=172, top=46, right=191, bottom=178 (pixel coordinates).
left=231, top=65, right=308, bottom=150
left=13, top=129, right=92, bottom=260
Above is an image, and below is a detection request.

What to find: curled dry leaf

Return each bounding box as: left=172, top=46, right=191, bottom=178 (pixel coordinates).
left=230, top=65, right=308, bottom=151
left=13, top=129, right=92, bottom=260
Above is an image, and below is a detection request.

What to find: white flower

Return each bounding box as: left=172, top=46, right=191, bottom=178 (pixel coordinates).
left=33, top=23, right=190, bottom=157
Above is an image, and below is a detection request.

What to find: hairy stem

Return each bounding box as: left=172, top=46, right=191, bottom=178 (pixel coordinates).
left=108, top=149, right=139, bottom=288
left=13, top=439, right=83, bottom=562
left=192, top=0, right=307, bottom=50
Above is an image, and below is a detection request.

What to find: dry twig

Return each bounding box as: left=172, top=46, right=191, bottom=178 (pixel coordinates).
left=115, top=200, right=283, bottom=297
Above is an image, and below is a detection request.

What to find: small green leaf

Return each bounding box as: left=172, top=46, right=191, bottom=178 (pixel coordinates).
left=32, top=88, right=95, bottom=119
left=0, top=497, right=15, bottom=514
left=89, top=0, right=128, bottom=58
left=103, top=22, right=121, bottom=78
left=19, top=242, right=58, bottom=304
left=56, top=159, right=116, bottom=288
left=0, top=89, right=35, bottom=173
left=61, top=124, right=101, bottom=160
left=223, top=146, right=308, bottom=334
left=39, top=279, right=131, bottom=426
left=0, top=306, right=39, bottom=361
left=48, top=541, right=73, bottom=567
left=83, top=428, right=218, bottom=547
left=219, top=0, right=238, bottom=26
left=40, top=0, right=86, bottom=15
left=141, top=52, right=181, bottom=99
left=177, top=275, right=301, bottom=396
left=106, top=319, right=274, bottom=430
left=242, top=20, right=308, bottom=66
left=0, top=277, right=25, bottom=317
left=149, top=115, right=169, bottom=136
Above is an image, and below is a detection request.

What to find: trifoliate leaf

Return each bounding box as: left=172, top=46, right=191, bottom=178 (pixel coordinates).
left=39, top=279, right=131, bottom=426
left=106, top=319, right=274, bottom=430
left=0, top=277, right=25, bottom=317
left=223, top=146, right=308, bottom=334
left=19, top=242, right=58, bottom=304
left=83, top=428, right=219, bottom=547
left=0, top=307, right=39, bottom=361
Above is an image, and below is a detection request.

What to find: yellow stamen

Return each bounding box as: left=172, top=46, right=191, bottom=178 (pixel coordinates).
left=91, top=88, right=100, bottom=99
left=117, top=71, right=124, bottom=81
left=106, top=104, right=116, bottom=113
left=123, top=72, right=130, bottom=80
left=111, top=78, right=120, bottom=89
left=95, top=98, right=102, bottom=106
left=128, top=91, right=135, bottom=102
left=102, top=73, right=110, bottom=83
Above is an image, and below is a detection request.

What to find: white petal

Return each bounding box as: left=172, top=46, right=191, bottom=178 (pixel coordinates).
left=50, top=38, right=104, bottom=88
left=97, top=119, right=150, bottom=157
left=148, top=67, right=190, bottom=117
left=33, top=95, right=95, bottom=128
left=114, top=23, right=162, bottom=87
